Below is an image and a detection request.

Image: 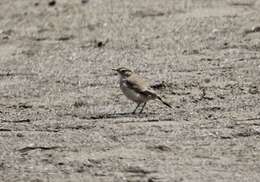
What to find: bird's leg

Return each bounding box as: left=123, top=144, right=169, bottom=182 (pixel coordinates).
left=132, top=103, right=141, bottom=114
left=139, top=102, right=147, bottom=114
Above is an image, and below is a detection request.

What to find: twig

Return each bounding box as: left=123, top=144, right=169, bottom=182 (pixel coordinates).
left=17, top=146, right=63, bottom=153
left=1, top=119, right=31, bottom=123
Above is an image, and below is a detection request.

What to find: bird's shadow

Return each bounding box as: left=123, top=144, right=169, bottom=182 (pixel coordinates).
left=89, top=112, right=157, bottom=120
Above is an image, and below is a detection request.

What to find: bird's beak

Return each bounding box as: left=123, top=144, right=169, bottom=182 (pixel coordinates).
left=112, top=68, right=118, bottom=75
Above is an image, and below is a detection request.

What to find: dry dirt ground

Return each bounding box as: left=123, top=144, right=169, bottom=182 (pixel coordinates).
left=0, top=0, right=260, bottom=181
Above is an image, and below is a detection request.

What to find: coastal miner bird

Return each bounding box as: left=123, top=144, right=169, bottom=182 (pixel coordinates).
left=112, top=67, right=171, bottom=114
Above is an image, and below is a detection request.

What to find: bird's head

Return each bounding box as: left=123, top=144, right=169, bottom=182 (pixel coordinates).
left=112, top=67, right=133, bottom=77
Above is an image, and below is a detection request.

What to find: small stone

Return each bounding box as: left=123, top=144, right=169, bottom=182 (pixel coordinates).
left=48, top=0, right=56, bottom=6
left=204, top=78, right=210, bottom=83
left=81, top=0, right=89, bottom=4
left=248, top=86, right=259, bottom=94
left=16, top=133, right=24, bottom=137
left=212, top=28, right=220, bottom=33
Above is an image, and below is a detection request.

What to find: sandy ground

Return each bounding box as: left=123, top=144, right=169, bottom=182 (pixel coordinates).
left=0, top=0, right=260, bottom=181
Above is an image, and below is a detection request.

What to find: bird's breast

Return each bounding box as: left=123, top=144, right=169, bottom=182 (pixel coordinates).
left=120, top=81, right=147, bottom=103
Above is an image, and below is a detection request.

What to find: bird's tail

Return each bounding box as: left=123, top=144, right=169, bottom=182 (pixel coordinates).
left=157, top=96, right=172, bottom=108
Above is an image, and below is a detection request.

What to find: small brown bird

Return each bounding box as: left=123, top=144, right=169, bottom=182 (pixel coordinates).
left=112, top=67, right=171, bottom=114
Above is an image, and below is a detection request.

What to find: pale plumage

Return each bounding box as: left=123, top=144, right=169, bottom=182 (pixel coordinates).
left=113, top=67, right=171, bottom=114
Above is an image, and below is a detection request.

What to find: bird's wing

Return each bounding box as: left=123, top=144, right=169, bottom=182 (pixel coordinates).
left=125, top=74, right=172, bottom=108
left=124, top=74, right=149, bottom=93
left=125, top=80, right=146, bottom=93
left=125, top=74, right=157, bottom=98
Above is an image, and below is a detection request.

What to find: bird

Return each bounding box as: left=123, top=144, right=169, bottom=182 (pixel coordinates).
left=112, top=67, right=172, bottom=114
